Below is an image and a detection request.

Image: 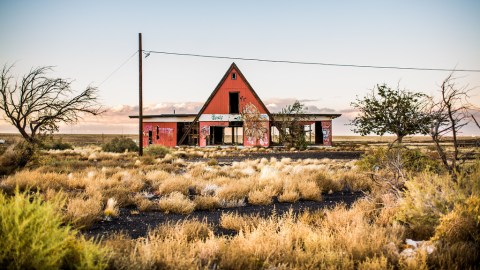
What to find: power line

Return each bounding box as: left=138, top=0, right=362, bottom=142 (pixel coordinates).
left=98, top=50, right=138, bottom=87
left=143, top=50, right=480, bottom=73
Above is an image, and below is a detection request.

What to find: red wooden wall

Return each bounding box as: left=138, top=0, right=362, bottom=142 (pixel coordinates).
left=202, top=67, right=269, bottom=115
left=142, top=122, right=177, bottom=147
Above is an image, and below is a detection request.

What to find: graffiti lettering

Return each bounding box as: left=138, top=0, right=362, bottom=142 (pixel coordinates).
left=211, top=114, right=223, bottom=120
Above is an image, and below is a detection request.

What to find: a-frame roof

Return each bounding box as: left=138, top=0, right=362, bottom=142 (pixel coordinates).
left=177, top=62, right=272, bottom=145
left=195, top=62, right=272, bottom=119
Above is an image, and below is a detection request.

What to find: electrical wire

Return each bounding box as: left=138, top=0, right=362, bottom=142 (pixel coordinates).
left=98, top=50, right=138, bottom=86
left=143, top=50, right=480, bottom=73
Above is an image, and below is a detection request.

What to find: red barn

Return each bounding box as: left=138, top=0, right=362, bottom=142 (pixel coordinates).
left=130, top=63, right=340, bottom=147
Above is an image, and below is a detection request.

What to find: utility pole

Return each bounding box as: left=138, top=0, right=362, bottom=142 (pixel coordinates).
left=138, top=33, right=143, bottom=156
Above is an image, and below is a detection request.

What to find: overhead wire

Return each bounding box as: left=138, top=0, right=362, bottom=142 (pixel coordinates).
left=98, top=50, right=138, bottom=87
left=143, top=50, right=480, bottom=73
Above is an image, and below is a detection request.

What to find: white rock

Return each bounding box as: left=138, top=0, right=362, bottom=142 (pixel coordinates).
left=405, top=239, right=419, bottom=248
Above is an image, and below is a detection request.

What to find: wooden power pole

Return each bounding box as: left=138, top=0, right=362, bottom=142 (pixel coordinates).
left=138, top=33, right=143, bottom=156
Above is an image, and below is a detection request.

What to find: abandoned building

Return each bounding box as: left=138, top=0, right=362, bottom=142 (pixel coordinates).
left=129, top=63, right=340, bottom=147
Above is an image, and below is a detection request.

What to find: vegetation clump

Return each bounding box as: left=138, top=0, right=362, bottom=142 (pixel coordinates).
left=40, top=137, right=73, bottom=150
left=144, top=145, right=171, bottom=158
left=356, top=147, right=441, bottom=173
left=101, top=136, right=138, bottom=153
left=0, top=141, right=36, bottom=176
left=0, top=189, right=108, bottom=270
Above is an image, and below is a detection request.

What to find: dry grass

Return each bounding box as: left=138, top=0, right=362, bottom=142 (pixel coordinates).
left=157, top=176, right=192, bottom=195
left=0, top=146, right=373, bottom=221
left=105, top=199, right=405, bottom=269
left=104, top=198, right=119, bottom=217
left=278, top=188, right=300, bottom=203
left=220, top=212, right=263, bottom=232
left=194, top=195, right=220, bottom=210
left=1, top=138, right=476, bottom=268
left=247, top=188, right=274, bottom=205
left=132, top=194, right=158, bottom=211
left=158, top=192, right=195, bottom=214
left=65, top=196, right=103, bottom=228
left=297, top=180, right=322, bottom=201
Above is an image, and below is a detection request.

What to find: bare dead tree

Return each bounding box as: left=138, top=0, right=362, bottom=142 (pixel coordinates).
left=0, top=65, right=103, bottom=143
left=428, top=73, right=472, bottom=178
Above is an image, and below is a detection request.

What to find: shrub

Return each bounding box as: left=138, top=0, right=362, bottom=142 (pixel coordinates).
left=207, top=158, right=218, bottom=166
left=144, top=145, right=170, bottom=158
left=0, top=189, right=108, bottom=269
left=40, top=137, right=73, bottom=150
left=313, top=171, right=342, bottom=193
left=65, top=196, right=103, bottom=229
left=157, top=176, right=191, bottom=196
left=297, top=180, right=322, bottom=201
left=428, top=195, right=480, bottom=269
left=0, top=141, right=36, bottom=176
left=247, top=188, right=273, bottom=205
left=396, top=173, right=458, bottom=239
left=434, top=196, right=480, bottom=244
left=356, top=147, right=441, bottom=173
left=397, top=163, right=480, bottom=240
left=278, top=189, right=300, bottom=203
left=158, top=192, right=195, bottom=214
left=132, top=194, right=158, bottom=211
left=220, top=212, right=262, bottom=232
left=101, top=137, right=138, bottom=153
left=194, top=195, right=220, bottom=210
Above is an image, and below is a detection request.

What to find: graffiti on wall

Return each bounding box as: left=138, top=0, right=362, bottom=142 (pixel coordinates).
left=242, top=103, right=268, bottom=146
left=200, top=125, right=210, bottom=139
left=322, top=122, right=331, bottom=145
left=159, top=128, right=174, bottom=141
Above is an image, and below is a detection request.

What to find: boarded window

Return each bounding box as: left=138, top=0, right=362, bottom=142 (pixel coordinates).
left=229, top=92, right=239, bottom=114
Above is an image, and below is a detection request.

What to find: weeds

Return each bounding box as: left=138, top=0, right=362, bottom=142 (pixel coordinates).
left=102, top=136, right=138, bottom=153
left=158, top=192, right=195, bottom=214
left=0, top=189, right=108, bottom=269
left=144, top=145, right=171, bottom=158
left=2, top=142, right=478, bottom=268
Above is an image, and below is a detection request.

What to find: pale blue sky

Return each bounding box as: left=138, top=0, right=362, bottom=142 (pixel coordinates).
left=1, top=1, right=479, bottom=134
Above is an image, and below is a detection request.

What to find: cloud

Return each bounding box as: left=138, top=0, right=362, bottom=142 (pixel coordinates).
left=2, top=99, right=478, bottom=136
left=263, top=98, right=338, bottom=114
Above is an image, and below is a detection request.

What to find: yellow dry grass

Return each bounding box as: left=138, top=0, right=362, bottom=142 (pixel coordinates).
left=0, top=145, right=372, bottom=229
left=105, top=199, right=405, bottom=269
left=158, top=192, right=195, bottom=214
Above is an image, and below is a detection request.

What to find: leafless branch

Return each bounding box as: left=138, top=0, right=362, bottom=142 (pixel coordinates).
left=0, top=64, right=104, bottom=143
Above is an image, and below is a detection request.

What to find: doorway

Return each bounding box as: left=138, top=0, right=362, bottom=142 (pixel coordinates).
left=210, top=126, right=224, bottom=145
left=314, top=121, right=323, bottom=145
left=148, top=130, right=153, bottom=145
left=229, top=92, right=239, bottom=114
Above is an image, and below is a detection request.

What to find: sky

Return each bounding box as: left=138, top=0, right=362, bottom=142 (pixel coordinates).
left=1, top=0, right=479, bottom=135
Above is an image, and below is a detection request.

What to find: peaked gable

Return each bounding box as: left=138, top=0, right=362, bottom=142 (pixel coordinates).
left=197, top=62, right=272, bottom=118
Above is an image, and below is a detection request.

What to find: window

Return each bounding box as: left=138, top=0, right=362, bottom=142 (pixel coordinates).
left=229, top=92, right=239, bottom=114
left=156, top=126, right=160, bottom=140
left=231, top=73, right=237, bottom=80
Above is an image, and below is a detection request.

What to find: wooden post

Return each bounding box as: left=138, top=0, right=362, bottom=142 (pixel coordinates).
left=138, top=33, right=143, bottom=156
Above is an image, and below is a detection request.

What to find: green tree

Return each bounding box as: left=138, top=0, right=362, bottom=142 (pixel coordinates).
left=274, top=101, right=309, bottom=149
left=351, top=84, right=430, bottom=144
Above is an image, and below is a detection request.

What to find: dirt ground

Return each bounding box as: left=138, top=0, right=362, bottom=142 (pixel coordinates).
left=86, top=191, right=363, bottom=239
left=84, top=150, right=364, bottom=239
left=191, top=150, right=363, bottom=163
